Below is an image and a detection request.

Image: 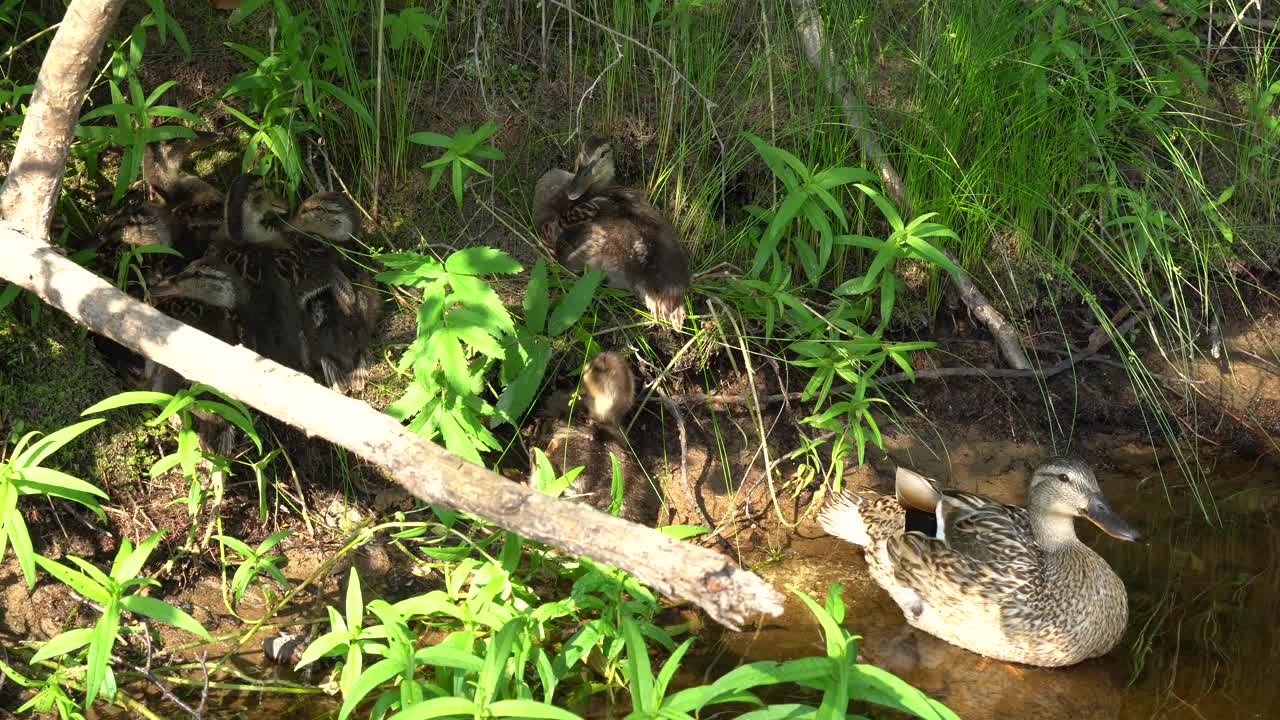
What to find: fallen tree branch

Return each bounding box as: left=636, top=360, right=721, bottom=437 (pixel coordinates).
left=0, top=2, right=783, bottom=631
left=789, top=0, right=1032, bottom=370
left=0, top=0, right=123, bottom=235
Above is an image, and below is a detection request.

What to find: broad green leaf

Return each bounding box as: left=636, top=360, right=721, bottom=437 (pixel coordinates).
left=120, top=595, right=212, bottom=641
left=523, top=258, right=550, bottom=334
left=901, top=236, right=963, bottom=276
left=30, top=627, right=95, bottom=664
left=407, top=131, right=453, bottom=148
left=11, top=418, right=105, bottom=469
left=492, top=340, right=550, bottom=428
left=814, top=166, right=875, bottom=190
left=485, top=700, right=583, bottom=719
left=85, top=599, right=120, bottom=707
left=34, top=555, right=109, bottom=604
left=17, top=467, right=108, bottom=499
left=338, top=658, right=403, bottom=720
left=295, top=631, right=349, bottom=670
left=391, top=697, right=476, bottom=720
left=344, top=569, right=364, bottom=634
left=445, top=247, right=522, bottom=276
left=4, top=501, right=36, bottom=587
left=212, top=534, right=255, bottom=557
left=620, top=615, right=654, bottom=713
left=657, top=524, right=709, bottom=540
left=853, top=184, right=904, bottom=232
left=316, top=79, right=374, bottom=130
left=547, top=269, right=604, bottom=336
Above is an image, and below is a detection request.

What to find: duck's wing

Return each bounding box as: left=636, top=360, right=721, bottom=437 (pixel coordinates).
left=884, top=531, right=1035, bottom=615
left=937, top=495, right=1038, bottom=569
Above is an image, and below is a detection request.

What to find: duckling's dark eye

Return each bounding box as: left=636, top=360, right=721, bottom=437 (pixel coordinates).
left=1058, top=473, right=1070, bottom=483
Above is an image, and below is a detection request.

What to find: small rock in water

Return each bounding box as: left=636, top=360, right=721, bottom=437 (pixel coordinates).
left=263, top=632, right=307, bottom=666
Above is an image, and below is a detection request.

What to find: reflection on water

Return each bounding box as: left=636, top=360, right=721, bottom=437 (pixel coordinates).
left=713, top=437, right=1278, bottom=720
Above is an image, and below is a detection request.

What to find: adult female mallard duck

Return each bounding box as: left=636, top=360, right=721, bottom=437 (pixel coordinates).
left=527, top=352, right=658, bottom=525
left=533, top=138, right=690, bottom=327
left=818, top=456, right=1139, bottom=668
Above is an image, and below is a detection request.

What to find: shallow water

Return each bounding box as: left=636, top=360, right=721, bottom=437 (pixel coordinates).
left=711, top=436, right=1279, bottom=719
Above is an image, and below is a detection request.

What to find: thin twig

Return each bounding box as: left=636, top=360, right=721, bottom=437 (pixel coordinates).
left=0, top=22, right=61, bottom=63
left=112, top=655, right=205, bottom=720
left=655, top=394, right=698, bottom=527
left=678, top=304, right=1151, bottom=407
left=573, top=34, right=623, bottom=141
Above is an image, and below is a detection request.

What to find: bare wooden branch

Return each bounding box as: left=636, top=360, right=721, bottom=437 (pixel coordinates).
left=0, top=0, right=783, bottom=630
left=789, top=0, right=1032, bottom=370
left=0, top=0, right=126, bottom=235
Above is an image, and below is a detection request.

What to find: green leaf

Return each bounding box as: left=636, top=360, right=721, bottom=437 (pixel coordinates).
left=390, top=697, right=477, bottom=719
left=295, top=631, right=350, bottom=670
left=228, top=0, right=271, bottom=25
left=621, top=615, right=654, bottom=713
left=120, top=595, right=212, bottom=641
left=407, top=131, right=453, bottom=148
left=11, top=418, right=105, bottom=469
left=344, top=569, right=364, bottom=633
left=854, top=184, right=904, bottom=232
left=901, top=235, right=963, bottom=276
left=338, top=657, right=403, bottom=720
left=85, top=599, right=120, bottom=707
left=492, top=340, right=550, bottom=428
left=17, top=467, right=108, bottom=500
left=34, top=555, right=110, bottom=605
left=485, top=700, right=583, bottom=719
left=4, top=500, right=37, bottom=588
left=547, top=269, right=603, bottom=336
left=522, top=258, right=551, bottom=334
left=113, top=531, right=165, bottom=582
left=30, top=627, right=95, bottom=664
left=212, top=534, right=255, bottom=558
left=316, top=79, right=374, bottom=130
left=445, top=247, right=522, bottom=276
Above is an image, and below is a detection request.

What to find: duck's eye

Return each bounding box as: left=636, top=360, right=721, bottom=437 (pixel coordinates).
left=1057, top=473, right=1070, bottom=483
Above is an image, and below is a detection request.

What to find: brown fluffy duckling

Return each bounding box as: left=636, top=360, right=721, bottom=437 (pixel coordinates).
left=286, top=191, right=382, bottom=394
left=160, top=175, right=312, bottom=374
left=140, top=133, right=224, bottom=253
left=527, top=351, right=659, bottom=525
left=533, top=138, right=691, bottom=327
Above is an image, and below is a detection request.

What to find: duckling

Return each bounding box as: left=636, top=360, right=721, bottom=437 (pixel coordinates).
left=533, top=138, right=691, bottom=327
left=169, top=174, right=312, bottom=373
left=140, top=133, right=224, bottom=256
left=527, top=352, right=658, bottom=525
left=91, top=203, right=218, bottom=389
left=580, top=349, right=635, bottom=429
left=285, top=191, right=382, bottom=394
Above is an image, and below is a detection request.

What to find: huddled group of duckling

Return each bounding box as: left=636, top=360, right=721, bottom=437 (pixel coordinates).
left=95, top=136, right=380, bottom=408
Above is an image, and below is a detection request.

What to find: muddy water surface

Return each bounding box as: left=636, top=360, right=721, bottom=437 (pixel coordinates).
left=711, top=436, right=1279, bottom=719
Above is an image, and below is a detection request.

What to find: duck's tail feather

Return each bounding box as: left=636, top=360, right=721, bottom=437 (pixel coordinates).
left=818, top=490, right=874, bottom=547
left=643, top=287, right=687, bottom=328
